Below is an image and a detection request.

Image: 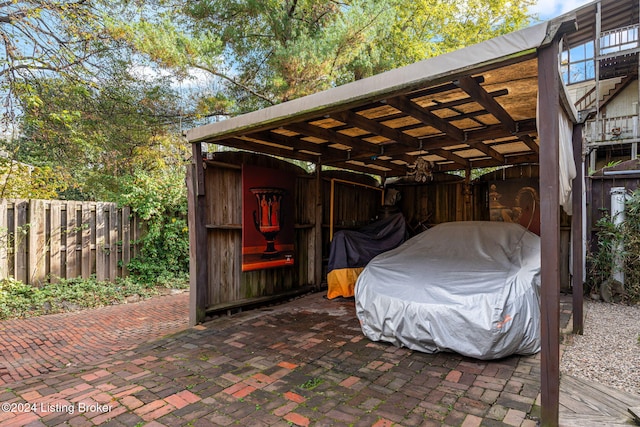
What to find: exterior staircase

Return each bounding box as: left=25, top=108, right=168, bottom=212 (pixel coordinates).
left=574, top=74, right=636, bottom=119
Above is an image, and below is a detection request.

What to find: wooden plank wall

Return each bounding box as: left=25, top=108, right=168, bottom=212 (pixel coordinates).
left=321, top=172, right=383, bottom=255
left=0, top=199, right=140, bottom=285
left=203, top=152, right=318, bottom=309
left=389, top=178, right=465, bottom=232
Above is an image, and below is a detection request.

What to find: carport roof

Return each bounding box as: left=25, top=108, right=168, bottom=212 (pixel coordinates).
left=185, top=18, right=576, bottom=178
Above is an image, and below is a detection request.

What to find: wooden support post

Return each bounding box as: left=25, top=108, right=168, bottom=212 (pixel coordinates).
left=572, top=123, right=584, bottom=334
left=329, top=178, right=335, bottom=241
left=314, top=161, right=323, bottom=288
left=538, top=40, right=561, bottom=427
left=188, top=142, right=208, bottom=325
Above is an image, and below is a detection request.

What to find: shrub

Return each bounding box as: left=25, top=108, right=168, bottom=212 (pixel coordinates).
left=0, top=276, right=161, bottom=320
left=587, top=189, right=640, bottom=303
left=117, top=168, right=189, bottom=287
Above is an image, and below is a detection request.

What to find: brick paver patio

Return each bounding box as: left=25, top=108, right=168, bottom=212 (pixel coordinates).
left=0, top=291, right=568, bottom=426
left=0, top=292, right=189, bottom=386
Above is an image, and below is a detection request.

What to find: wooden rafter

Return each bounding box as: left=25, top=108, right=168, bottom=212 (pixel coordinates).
left=218, top=137, right=319, bottom=163
left=331, top=110, right=470, bottom=168
left=455, top=76, right=539, bottom=154
left=386, top=95, right=467, bottom=141
left=285, top=121, right=382, bottom=155
left=386, top=95, right=507, bottom=164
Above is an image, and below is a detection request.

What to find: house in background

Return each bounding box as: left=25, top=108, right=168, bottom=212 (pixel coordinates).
left=562, top=0, right=640, bottom=171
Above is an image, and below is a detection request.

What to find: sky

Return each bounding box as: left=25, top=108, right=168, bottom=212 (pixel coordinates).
left=529, top=0, right=594, bottom=21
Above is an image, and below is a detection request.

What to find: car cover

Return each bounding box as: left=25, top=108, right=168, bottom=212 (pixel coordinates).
left=355, top=221, right=541, bottom=360
left=327, top=213, right=406, bottom=299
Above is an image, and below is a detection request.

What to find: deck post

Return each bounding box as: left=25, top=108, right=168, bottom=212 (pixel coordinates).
left=314, top=160, right=323, bottom=288
left=187, top=142, right=209, bottom=325
left=538, top=39, right=561, bottom=427
left=572, top=123, right=585, bottom=334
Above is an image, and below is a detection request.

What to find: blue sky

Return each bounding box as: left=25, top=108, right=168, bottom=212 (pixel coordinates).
left=530, top=0, right=594, bottom=21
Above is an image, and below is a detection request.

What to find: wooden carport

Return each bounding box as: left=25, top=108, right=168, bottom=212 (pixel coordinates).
left=185, top=17, right=584, bottom=427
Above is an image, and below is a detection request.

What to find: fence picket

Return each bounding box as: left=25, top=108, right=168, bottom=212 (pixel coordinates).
left=28, top=199, right=47, bottom=285
left=14, top=200, right=28, bottom=283
left=95, top=202, right=106, bottom=282
left=81, top=204, right=92, bottom=279
left=50, top=202, right=62, bottom=282
left=65, top=201, right=77, bottom=279
left=109, top=204, right=118, bottom=280
left=122, top=206, right=131, bottom=276
left=0, top=200, right=7, bottom=279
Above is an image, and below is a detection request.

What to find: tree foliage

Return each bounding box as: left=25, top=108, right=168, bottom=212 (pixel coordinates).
left=7, top=58, right=187, bottom=199
left=588, top=189, right=640, bottom=303
left=0, top=0, right=117, bottom=130
left=116, top=0, right=536, bottom=115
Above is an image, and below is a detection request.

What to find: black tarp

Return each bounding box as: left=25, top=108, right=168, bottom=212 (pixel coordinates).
left=328, top=213, right=407, bottom=272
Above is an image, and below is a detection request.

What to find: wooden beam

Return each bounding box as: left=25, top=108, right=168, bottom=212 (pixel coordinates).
left=187, top=142, right=209, bottom=326
left=218, top=137, right=321, bottom=163
left=327, top=159, right=406, bottom=176
left=284, top=121, right=410, bottom=173
left=249, top=129, right=414, bottom=168
left=572, top=123, right=584, bottom=335
left=285, top=121, right=383, bottom=155
left=387, top=95, right=506, bottom=163
left=428, top=148, right=471, bottom=167
left=217, top=135, right=406, bottom=176
left=455, top=76, right=539, bottom=154
left=386, top=95, right=467, bottom=141
left=456, top=76, right=518, bottom=131
left=419, top=119, right=538, bottom=151
left=331, top=110, right=421, bottom=150
left=426, top=88, right=509, bottom=112
left=356, top=88, right=508, bottom=124
left=331, top=110, right=470, bottom=168
left=538, top=40, right=561, bottom=427
left=248, top=131, right=330, bottom=156
left=437, top=153, right=539, bottom=171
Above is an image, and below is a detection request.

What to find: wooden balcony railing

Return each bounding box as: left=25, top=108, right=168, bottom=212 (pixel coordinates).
left=585, top=114, right=639, bottom=145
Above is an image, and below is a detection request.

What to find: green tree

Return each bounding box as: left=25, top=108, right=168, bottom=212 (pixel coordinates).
left=116, top=0, right=535, bottom=115
left=348, top=0, right=536, bottom=79
left=9, top=58, right=187, bottom=200
left=0, top=1, right=118, bottom=128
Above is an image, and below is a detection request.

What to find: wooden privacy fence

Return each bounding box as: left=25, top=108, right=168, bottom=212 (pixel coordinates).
left=0, top=199, right=142, bottom=285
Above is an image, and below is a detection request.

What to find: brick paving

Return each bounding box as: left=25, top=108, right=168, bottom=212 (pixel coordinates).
left=0, top=291, right=572, bottom=426
left=0, top=292, right=189, bottom=386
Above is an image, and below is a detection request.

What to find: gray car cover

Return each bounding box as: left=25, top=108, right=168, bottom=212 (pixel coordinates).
left=355, top=221, right=541, bottom=360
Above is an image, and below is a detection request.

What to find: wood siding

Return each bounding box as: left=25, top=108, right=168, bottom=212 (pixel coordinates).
left=202, top=152, right=318, bottom=311
left=0, top=200, right=140, bottom=285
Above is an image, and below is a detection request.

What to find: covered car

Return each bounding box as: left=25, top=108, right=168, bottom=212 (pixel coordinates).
left=355, top=221, right=541, bottom=360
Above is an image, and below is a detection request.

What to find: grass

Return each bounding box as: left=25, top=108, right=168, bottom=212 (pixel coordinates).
left=299, top=377, right=324, bottom=390
left=0, top=275, right=188, bottom=320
